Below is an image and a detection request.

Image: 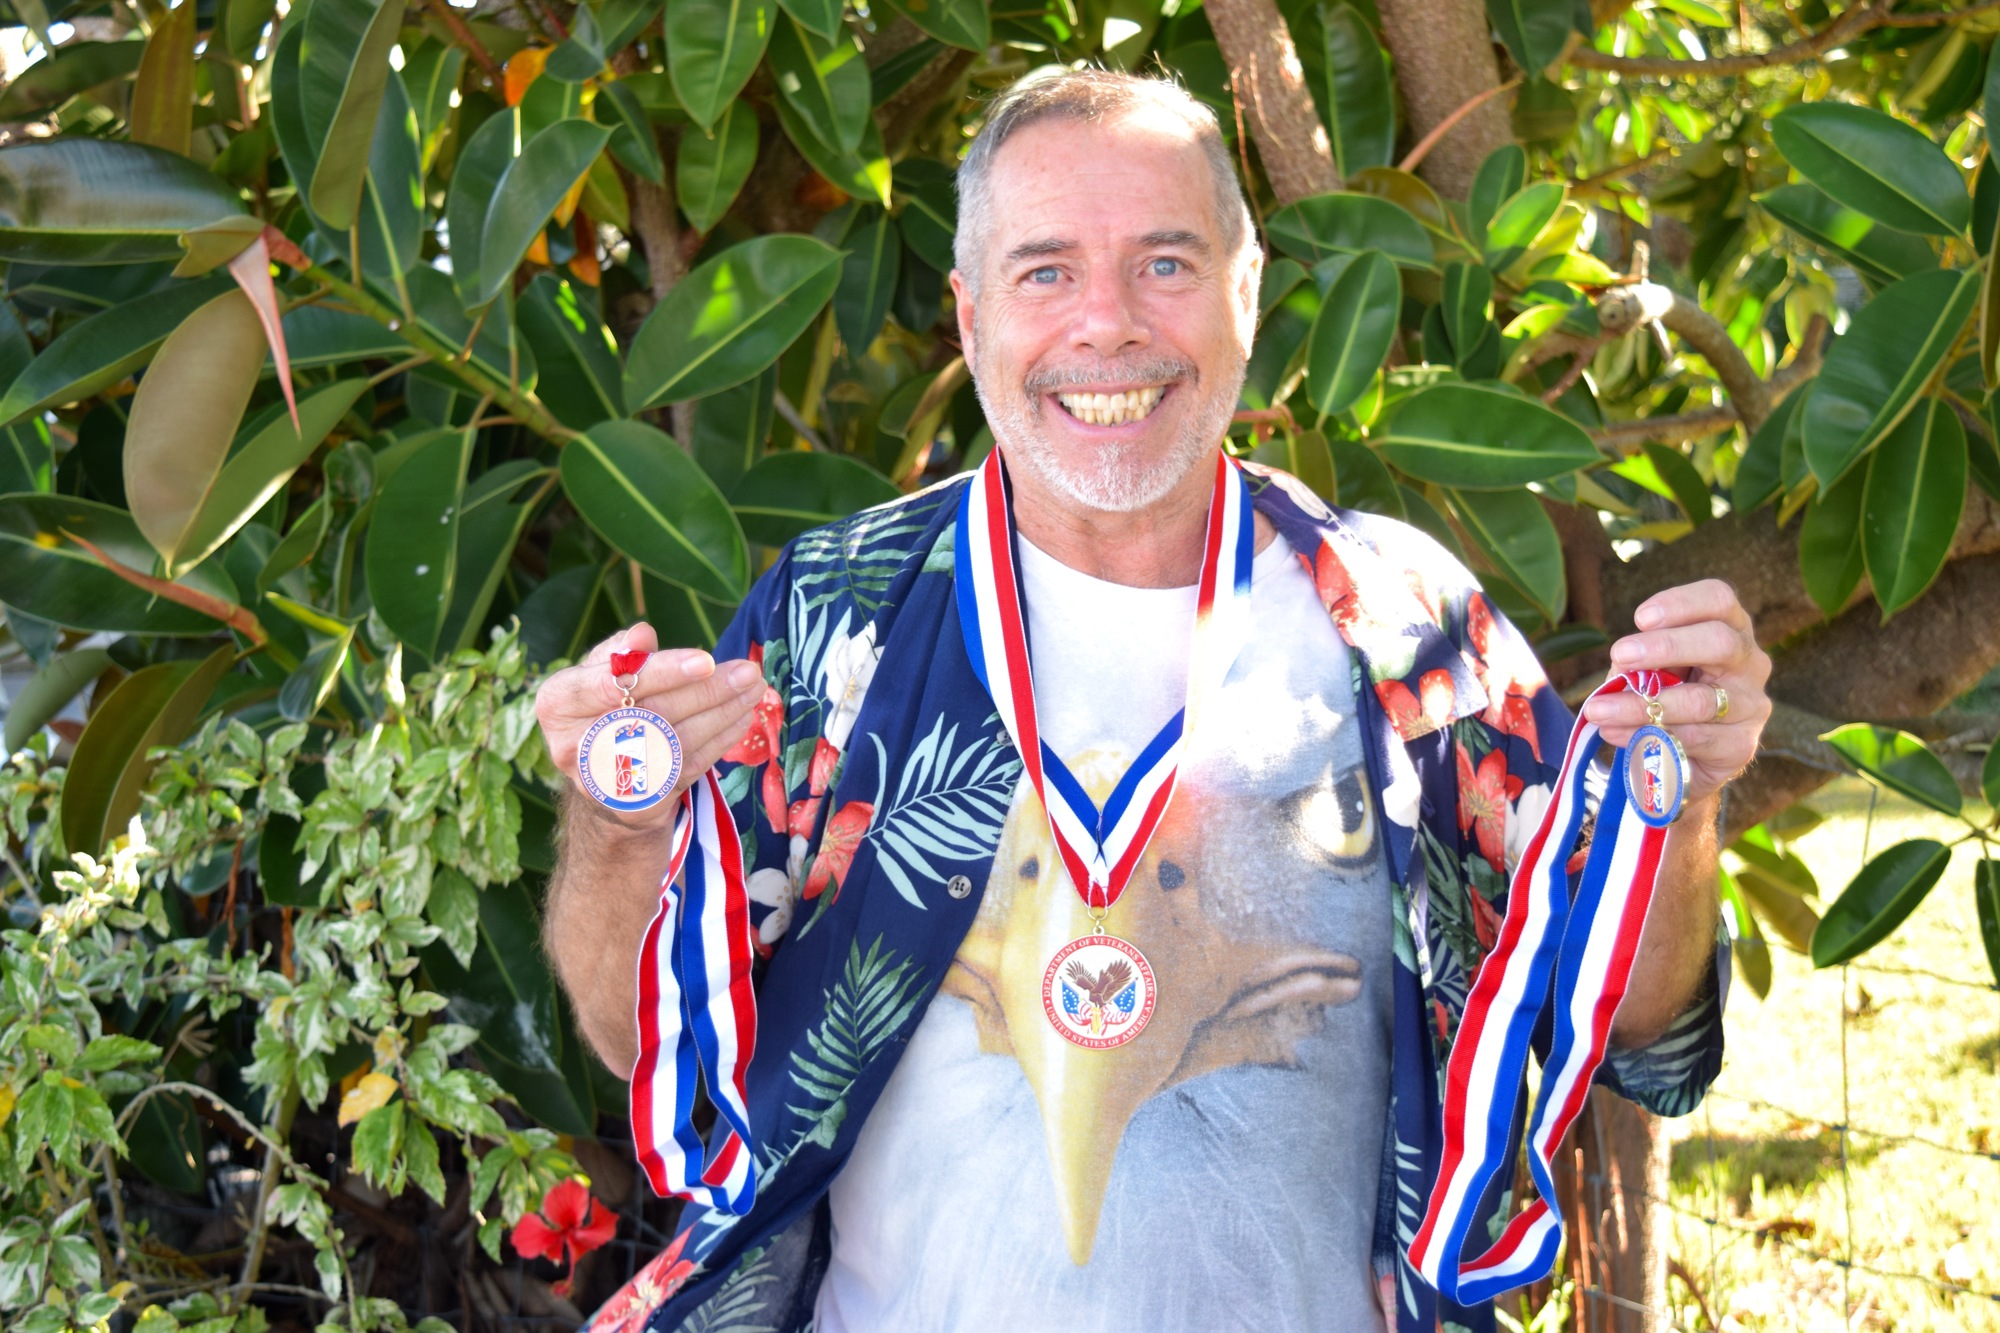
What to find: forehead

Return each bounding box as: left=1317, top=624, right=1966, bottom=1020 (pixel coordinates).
left=979, top=110, right=1220, bottom=251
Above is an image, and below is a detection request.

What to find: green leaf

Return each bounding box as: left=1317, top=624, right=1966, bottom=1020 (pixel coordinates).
left=302, top=0, right=413, bottom=231
left=364, top=427, right=472, bottom=658
left=0, top=42, right=145, bottom=121
left=1802, top=267, right=1977, bottom=488
left=690, top=368, right=775, bottom=491
left=1983, top=196, right=2000, bottom=391
left=598, top=80, right=665, bottom=184
left=1756, top=183, right=1937, bottom=289
left=773, top=94, right=892, bottom=208
left=896, top=158, right=957, bottom=275
left=0, top=141, right=244, bottom=266
left=562, top=419, right=750, bottom=599
left=1771, top=103, right=1971, bottom=238
left=283, top=304, right=408, bottom=366
left=123, top=290, right=269, bottom=575
left=1318, top=4, right=1394, bottom=178
left=0, top=273, right=233, bottom=427
left=1468, top=144, right=1526, bottom=244
left=1327, top=430, right=1402, bottom=516
left=770, top=16, right=870, bottom=154
left=1482, top=181, right=1565, bottom=271
left=777, top=0, right=840, bottom=38
left=1485, top=0, right=1568, bottom=77
left=475, top=119, right=612, bottom=306
left=1984, top=733, right=2000, bottom=809
left=261, top=813, right=328, bottom=907
left=1447, top=487, right=1565, bottom=623
left=1818, top=722, right=1963, bottom=816
left=1810, top=838, right=1951, bottom=966
left=1305, top=249, right=1398, bottom=416
left=665, top=0, right=776, bottom=129
left=223, top=0, right=282, bottom=63
left=0, top=495, right=239, bottom=634
left=1861, top=396, right=1965, bottom=618
left=1249, top=428, right=1338, bottom=504
left=408, top=266, right=537, bottom=393
left=355, top=71, right=424, bottom=282
left=519, top=275, right=625, bottom=429
left=1977, top=858, right=2000, bottom=989
left=1638, top=441, right=1713, bottom=525
left=3, top=648, right=111, bottom=752
left=444, top=109, right=516, bottom=308
left=60, top=644, right=233, bottom=857
left=1373, top=383, right=1601, bottom=488
left=624, top=234, right=843, bottom=409
left=439, top=496, right=539, bottom=654
left=1798, top=465, right=1867, bottom=617
left=730, top=450, right=899, bottom=545
left=675, top=98, right=759, bottom=234
left=875, top=0, right=987, bottom=51
left=1266, top=192, right=1432, bottom=269
left=130, top=0, right=197, bottom=155
left=1735, top=389, right=1801, bottom=513
left=1439, top=261, right=1499, bottom=376
left=279, top=625, right=353, bottom=721
left=350, top=1100, right=404, bottom=1183
left=126, top=1091, right=205, bottom=1195
left=831, top=205, right=899, bottom=354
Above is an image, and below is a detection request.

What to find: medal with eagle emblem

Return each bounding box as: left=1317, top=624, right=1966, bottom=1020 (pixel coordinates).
left=1042, top=931, right=1156, bottom=1050
left=576, top=650, right=683, bottom=813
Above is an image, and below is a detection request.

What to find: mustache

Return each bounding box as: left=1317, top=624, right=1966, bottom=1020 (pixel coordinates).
left=1021, top=355, right=1197, bottom=396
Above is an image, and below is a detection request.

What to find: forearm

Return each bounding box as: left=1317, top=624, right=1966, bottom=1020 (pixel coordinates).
left=544, top=788, right=678, bottom=1077
left=1609, top=790, right=1721, bottom=1048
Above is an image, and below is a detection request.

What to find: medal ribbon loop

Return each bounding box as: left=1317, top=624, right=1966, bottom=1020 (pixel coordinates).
left=954, top=448, right=1255, bottom=914
left=1408, top=669, right=1684, bottom=1303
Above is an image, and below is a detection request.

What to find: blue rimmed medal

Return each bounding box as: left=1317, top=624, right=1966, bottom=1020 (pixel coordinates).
left=1624, top=678, right=1688, bottom=828
left=576, top=650, right=683, bottom=813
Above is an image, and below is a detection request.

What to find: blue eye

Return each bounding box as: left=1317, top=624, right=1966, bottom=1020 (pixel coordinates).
left=1029, top=266, right=1060, bottom=284
left=1150, top=257, right=1182, bottom=277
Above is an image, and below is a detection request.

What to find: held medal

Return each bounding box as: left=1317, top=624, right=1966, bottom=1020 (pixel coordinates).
left=577, top=650, right=683, bottom=813
left=1623, top=686, right=1688, bottom=828
left=1043, top=929, right=1157, bottom=1051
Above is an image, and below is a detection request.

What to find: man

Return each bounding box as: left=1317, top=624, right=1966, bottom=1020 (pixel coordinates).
left=537, top=70, right=1772, bottom=1333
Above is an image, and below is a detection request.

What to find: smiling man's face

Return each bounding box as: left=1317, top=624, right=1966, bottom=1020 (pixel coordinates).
left=952, top=108, right=1260, bottom=514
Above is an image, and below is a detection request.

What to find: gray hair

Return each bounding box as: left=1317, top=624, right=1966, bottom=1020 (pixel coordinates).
left=952, top=68, right=1255, bottom=293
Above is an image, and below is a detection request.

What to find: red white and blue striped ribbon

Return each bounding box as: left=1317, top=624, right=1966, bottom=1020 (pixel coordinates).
left=631, top=769, right=760, bottom=1212
left=1408, top=669, right=1682, bottom=1304
left=954, top=448, right=1254, bottom=911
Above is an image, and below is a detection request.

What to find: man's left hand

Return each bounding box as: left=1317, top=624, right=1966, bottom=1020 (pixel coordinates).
left=1579, top=578, right=1771, bottom=807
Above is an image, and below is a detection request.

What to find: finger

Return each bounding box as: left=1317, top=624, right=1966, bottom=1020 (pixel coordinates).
left=634, top=658, right=765, bottom=722
left=1633, top=579, right=1749, bottom=633
left=1582, top=680, right=1762, bottom=729
left=1608, top=620, right=1749, bottom=676
left=582, top=621, right=661, bottom=667
left=673, top=700, right=763, bottom=780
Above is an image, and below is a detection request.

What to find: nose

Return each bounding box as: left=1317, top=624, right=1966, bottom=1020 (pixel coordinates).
left=1070, top=267, right=1150, bottom=360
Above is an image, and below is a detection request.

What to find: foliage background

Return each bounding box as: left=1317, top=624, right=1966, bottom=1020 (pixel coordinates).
left=0, top=0, right=1998, bottom=1326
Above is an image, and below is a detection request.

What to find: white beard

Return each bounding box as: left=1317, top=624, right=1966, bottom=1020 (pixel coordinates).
left=970, top=334, right=1247, bottom=514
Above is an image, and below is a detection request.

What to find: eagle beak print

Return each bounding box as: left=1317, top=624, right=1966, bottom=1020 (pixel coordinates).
left=943, top=748, right=1369, bottom=1265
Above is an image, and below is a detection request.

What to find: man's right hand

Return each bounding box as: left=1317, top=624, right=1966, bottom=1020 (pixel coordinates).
left=534, top=621, right=768, bottom=833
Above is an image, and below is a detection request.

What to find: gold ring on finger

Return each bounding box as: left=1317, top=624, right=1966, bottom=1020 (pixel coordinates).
left=1712, top=684, right=1730, bottom=721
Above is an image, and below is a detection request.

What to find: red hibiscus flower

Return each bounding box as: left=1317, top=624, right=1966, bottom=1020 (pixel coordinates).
left=1497, top=693, right=1541, bottom=764
left=1376, top=679, right=1425, bottom=738
left=1418, top=668, right=1457, bottom=731
left=1456, top=742, right=1509, bottom=873
left=722, top=684, right=785, bottom=768
left=804, top=801, right=874, bottom=900
left=1433, top=998, right=1453, bottom=1046
left=787, top=796, right=823, bottom=840
left=1467, top=594, right=1545, bottom=762
left=1469, top=887, right=1504, bottom=956
left=583, top=1228, right=698, bottom=1333
left=761, top=756, right=790, bottom=835
left=513, top=1178, right=619, bottom=1270
left=808, top=736, right=841, bottom=797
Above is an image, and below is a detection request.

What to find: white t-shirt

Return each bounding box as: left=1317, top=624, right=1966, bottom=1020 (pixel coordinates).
left=816, top=530, right=1394, bottom=1333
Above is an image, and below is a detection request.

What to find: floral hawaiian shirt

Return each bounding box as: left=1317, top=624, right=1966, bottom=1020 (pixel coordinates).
left=583, top=464, right=1727, bottom=1333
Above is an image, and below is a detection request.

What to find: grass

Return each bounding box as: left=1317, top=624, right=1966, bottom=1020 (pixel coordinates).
left=1660, top=777, right=2000, bottom=1332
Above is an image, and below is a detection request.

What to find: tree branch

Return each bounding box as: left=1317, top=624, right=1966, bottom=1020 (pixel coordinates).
left=1560, top=0, right=1996, bottom=80
left=61, top=531, right=270, bottom=645
left=1398, top=77, right=1521, bottom=176
left=1372, top=0, right=1512, bottom=198
left=1204, top=0, right=1340, bottom=204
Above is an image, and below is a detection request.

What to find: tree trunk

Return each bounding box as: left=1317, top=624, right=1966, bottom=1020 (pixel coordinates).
left=1372, top=0, right=1513, bottom=198
left=1203, top=0, right=1342, bottom=205
left=1555, top=1090, right=1672, bottom=1332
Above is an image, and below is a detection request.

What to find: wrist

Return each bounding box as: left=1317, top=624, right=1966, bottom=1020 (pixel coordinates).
left=559, top=781, right=682, bottom=843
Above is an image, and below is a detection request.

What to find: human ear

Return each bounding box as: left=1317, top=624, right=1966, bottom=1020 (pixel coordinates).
left=1231, top=246, right=1262, bottom=355
left=950, top=269, right=977, bottom=364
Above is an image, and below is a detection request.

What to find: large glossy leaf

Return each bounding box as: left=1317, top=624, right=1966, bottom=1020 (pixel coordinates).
left=364, top=428, right=472, bottom=657
left=1975, top=858, right=2000, bottom=989
left=597, top=80, right=665, bottom=184
left=518, top=275, right=624, bottom=429
left=1439, top=262, right=1495, bottom=373
left=773, top=94, right=893, bottom=208
left=301, top=0, right=412, bottom=230
left=444, top=110, right=515, bottom=308
left=1984, top=197, right=2000, bottom=390
left=1771, top=103, right=1971, bottom=238
left=1249, top=428, right=1338, bottom=504
left=0, top=42, right=144, bottom=121
left=0, top=495, right=236, bottom=633
left=1798, top=465, right=1866, bottom=617
left=1305, top=249, right=1397, bottom=416
left=1818, top=722, right=1962, bottom=816
left=831, top=205, right=899, bottom=354
left=1266, top=192, right=1431, bottom=269
left=0, top=273, right=232, bottom=427
left=438, top=496, right=538, bottom=655
left=1734, top=389, right=1801, bottom=513
left=473, top=120, right=611, bottom=307
left=676, top=98, right=759, bottom=234
left=561, top=419, right=749, bottom=600
left=777, top=0, right=840, bottom=37
left=354, top=71, right=423, bottom=283
left=3, top=647, right=111, bottom=752
left=282, top=304, right=406, bottom=366
left=1468, top=144, right=1526, bottom=244
left=1447, top=487, right=1565, bottom=622
left=176, top=381, right=368, bottom=574
left=665, top=0, right=775, bottom=129
left=130, top=0, right=196, bottom=154
left=0, top=141, right=243, bottom=265
left=875, top=0, right=987, bottom=51
left=1485, top=0, right=1567, bottom=77
left=624, top=234, right=843, bottom=410
left=730, top=450, right=899, bottom=545
left=1373, top=383, right=1600, bottom=488
left=770, top=17, right=869, bottom=154
left=279, top=625, right=353, bottom=722
left=1756, top=183, right=1937, bottom=288
left=123, top=291, right=268, bottom=575
left=407, top=266, right=536, bottom=394
left=1802, top=268, right=1977, bottom=487
left=1861, top=397, right=1965, bottom=618
left=60, top=644, right=232, bottom=858
left=223, top=0, right=282, bottom=63
left=690, top=368, right=775, bottom=491
left=1810, top=838, right=1951, bottom=966
left=1318, top=4, right=1393, bottom=178
left=1482, top=181, right=1565, bottom=271
left=896, top=158, right=957, bottom=275
left=1733, top=860, right=1821, bottom=954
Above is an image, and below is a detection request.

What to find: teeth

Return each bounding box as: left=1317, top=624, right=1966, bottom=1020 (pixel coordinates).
left=1057, top=386, right=1165, bottom=426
